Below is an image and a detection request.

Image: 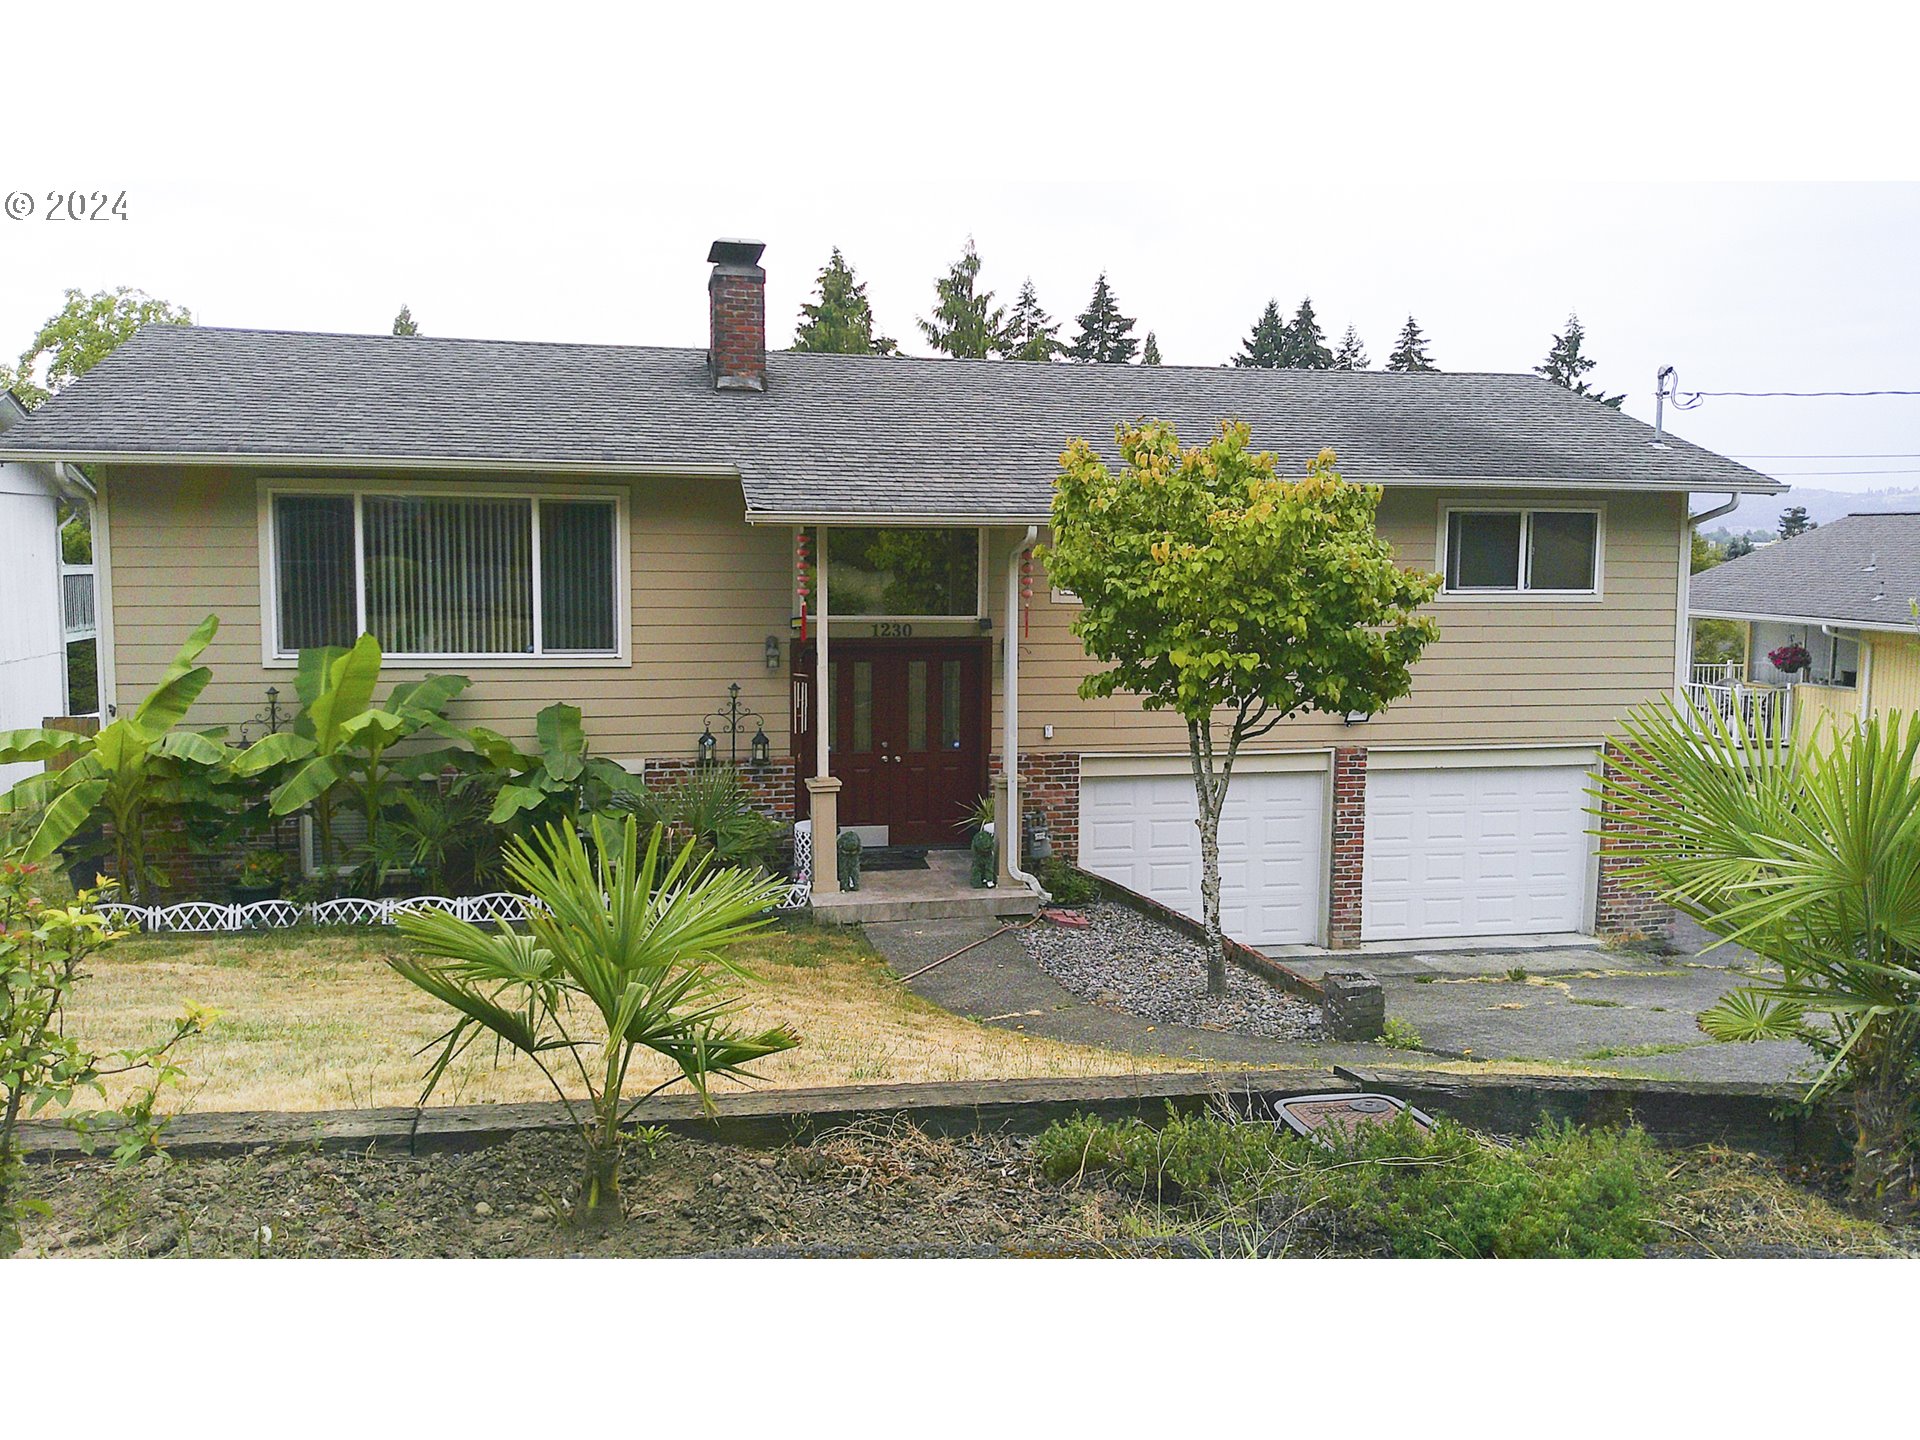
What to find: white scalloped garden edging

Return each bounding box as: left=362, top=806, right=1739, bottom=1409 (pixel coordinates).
left=93, top=875, right=812, bottom=935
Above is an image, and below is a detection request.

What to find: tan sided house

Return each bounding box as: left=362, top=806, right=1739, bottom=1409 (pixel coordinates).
left=1687, top=511, right=1920, bottom=742
left=0, top=240, right=1782, bottom=948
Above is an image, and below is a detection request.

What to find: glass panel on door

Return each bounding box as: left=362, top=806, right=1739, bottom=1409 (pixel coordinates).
left=906, top=660, right=928, bottom=751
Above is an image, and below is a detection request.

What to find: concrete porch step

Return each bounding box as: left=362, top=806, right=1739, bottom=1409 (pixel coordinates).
left=812, top=888, right=1040, bottom=925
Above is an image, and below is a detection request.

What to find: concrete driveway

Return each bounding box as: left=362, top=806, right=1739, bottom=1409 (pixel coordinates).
left=864, top=913, right=1812, bottom=1085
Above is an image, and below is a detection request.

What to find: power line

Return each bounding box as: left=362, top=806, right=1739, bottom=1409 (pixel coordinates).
left=1761, top=467, right=1920, bottom=478
left=1681, top=388, right=1920, bottom=399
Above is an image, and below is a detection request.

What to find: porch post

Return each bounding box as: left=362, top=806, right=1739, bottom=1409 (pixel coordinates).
left=804, top=528, right=841, bottom=885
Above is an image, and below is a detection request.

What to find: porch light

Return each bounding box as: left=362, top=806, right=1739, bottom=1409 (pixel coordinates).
left=751, top=724, right=772, bottom=767
left=766, top=635, right=782, bottom=671
left=1342, top=711, right=1372, bottom=726
left=698, top=727, right=718, bottom=766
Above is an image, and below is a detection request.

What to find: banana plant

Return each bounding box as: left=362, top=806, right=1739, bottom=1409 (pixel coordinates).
left=232, top=635, right=469, bottom=871
left=0, top=615, right=226, bottom=900
left=462, top=702, right=643, bottom=832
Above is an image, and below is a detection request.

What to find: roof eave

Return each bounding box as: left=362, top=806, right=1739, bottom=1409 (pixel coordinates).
left=0, top=447, right=743, bottom=479
left=1689, top=604, right=1912, bottom=633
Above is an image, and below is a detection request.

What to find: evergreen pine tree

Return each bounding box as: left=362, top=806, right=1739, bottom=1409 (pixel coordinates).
left=794, top=247, right=898, bottom=354
left=917, top=239, right=1008, bottom=359
left=1232, top=300, right=1289, bottom=368
left=1778, top=505, right=1817, bottom=539
left=392, top=304, right=419, bottom=337
left=1000, top=278, right=1063, bottom=362
left=1332, top=324, right=1370, bottom=370
left=1067, top=273, right=1139, bottom=363
left=1385, top=315, right=1437, bottom=373
left=1141, top=332, right=1163, bottom=366
left=1534, top=312, right=1622, bottom=407
left=1287, top=297, right=1333, bottom=369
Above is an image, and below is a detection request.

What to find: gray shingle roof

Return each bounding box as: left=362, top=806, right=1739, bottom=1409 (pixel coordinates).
left=1690, top=512, right=1920, bottom=631
left=0, top=323, right=1779, bottom=519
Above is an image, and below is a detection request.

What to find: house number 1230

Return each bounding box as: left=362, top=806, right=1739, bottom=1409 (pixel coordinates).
left=871, top=623, right=914, bottom=638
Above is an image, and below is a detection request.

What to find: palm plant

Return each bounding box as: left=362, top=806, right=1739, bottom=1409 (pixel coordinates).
left=0, top=616, right=227, bottom=900
left=390, top=816, right=798, bottom=1224
left=618, top=766, right=781, bottom=872
left=1595, top=700, right=1920, bottom=1213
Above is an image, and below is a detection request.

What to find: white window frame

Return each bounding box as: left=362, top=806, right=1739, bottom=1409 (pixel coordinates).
left=797, top=526, right=990, bottom=623
left=257, top=479, right=631, bottom=668
left=1435, top=503, right=1605, bottom=600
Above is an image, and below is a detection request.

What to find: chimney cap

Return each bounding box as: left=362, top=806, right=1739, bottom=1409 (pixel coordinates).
left=707, top=238, right=767, bottom=267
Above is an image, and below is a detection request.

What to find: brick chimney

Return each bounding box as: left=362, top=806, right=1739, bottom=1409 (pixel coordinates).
left=707, top=238, right=767, bottom=392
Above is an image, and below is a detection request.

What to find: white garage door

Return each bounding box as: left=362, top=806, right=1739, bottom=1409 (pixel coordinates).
left=1080, top=766, right=1326, bottom=946
left=1362, top=762, right=1592, bottom=942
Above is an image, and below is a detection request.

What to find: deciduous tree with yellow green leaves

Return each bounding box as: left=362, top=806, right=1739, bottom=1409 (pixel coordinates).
left=1045, top=422, right=1440, bottom=992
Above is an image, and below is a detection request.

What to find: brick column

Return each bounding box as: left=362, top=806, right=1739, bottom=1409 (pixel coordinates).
left=1593, top=742, right=1674, bottom=942
left=1327, top=745, right=1368, bottom=949
left=988, top=752, right=1083, bottom=864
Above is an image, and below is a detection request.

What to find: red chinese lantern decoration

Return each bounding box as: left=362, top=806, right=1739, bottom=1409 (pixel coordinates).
left=795, top=531, right=811, bottom=643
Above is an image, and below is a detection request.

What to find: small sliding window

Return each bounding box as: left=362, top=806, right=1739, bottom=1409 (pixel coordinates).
left=1443, top=508, right=1599, bottom=594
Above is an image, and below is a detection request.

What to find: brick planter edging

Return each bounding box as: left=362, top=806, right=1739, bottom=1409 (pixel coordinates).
left=17, top=1068, right=1839, bottom=1163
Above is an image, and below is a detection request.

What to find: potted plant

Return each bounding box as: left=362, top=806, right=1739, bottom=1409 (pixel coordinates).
left=1767, top=641, right=1812, bottom=678
left=231, top=848, right=288, bottom=904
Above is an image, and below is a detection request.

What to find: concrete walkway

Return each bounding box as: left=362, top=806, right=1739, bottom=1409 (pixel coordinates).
left=862, top=913, right=1811, bottom=1085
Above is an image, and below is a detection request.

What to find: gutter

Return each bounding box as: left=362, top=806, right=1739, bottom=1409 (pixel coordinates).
left=1002, top=526, right=1048, bottom=903
left=1688, top=494, right=1741, bottom=526
left=53, top=460, right=96, bottom=502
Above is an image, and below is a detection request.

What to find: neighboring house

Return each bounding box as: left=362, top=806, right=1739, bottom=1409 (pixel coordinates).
left=1688, top=511, right=1920, bottom=740
left=0, top=239, right=1780, bottom=948
left=0, top=393, right=95, bottom=792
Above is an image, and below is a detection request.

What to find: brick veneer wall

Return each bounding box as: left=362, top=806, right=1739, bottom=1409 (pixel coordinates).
left=1593, top=742, right=1673, bottom=941
left=1327, top=745, right=1368, bottom=949
left=641, top=757, right=796, bottom=824
left=989, top=751, right=1081, bottom=863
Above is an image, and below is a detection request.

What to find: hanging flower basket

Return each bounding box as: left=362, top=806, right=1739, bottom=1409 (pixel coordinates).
left=1767, top=642, right=1812, bottom=676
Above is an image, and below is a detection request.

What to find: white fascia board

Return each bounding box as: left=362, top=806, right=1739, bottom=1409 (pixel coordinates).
left=1690, top=606, right=1906, bottom=634
left=0, top=448, right=740, bottom=478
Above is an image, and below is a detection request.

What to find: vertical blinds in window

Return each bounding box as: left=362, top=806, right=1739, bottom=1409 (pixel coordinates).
left=274, top=495, right=356, bottom=650
left=540, top=500, right=617, bottom=652
left=364, top=495, right=535, bottom=655
left=271, top=491, right=619, bottom=658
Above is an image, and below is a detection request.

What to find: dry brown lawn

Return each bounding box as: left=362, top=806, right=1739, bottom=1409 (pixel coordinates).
left=60, top=922, right=1206, bottom=1114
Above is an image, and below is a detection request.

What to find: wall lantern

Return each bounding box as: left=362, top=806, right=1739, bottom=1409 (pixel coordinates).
left=751, top=724, right=773, bottom=767
left=765, top=635, right=783, bottom=671
left=697, top=728, right=719, bottom=766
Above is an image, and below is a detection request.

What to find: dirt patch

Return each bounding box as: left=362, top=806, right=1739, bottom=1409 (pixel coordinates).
left=17, top=1120, right=1126, bottom=1258
left=18, top=1117, right=1907, bottom=1258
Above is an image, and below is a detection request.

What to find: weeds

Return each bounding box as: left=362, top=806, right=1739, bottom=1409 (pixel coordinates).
left=1380, top=1016, right=1423, bottom=1051
left=1036, top=1106, right=1664, bottom=1257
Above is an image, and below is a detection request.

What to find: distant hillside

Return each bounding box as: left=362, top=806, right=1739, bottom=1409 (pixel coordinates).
left=1698, top=486, right=1920, bottom=536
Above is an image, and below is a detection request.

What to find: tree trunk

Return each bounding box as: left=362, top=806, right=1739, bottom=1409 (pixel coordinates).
left=1197, top=798, right=1227, bottom=996
left=1850, top=1081, right=1917, bottom=1218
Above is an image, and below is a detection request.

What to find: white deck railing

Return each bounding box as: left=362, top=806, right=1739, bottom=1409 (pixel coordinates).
left=1688, top=660, right=1746, bottom=686
left=1682, top=680, right=1792, bottom=743
left=61, top=565, right=96, bottom=641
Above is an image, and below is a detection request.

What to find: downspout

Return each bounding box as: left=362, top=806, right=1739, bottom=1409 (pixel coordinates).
left=1678, top=494, right=1743, bottom=693
left=1003, top=526, right=1048, bottom=901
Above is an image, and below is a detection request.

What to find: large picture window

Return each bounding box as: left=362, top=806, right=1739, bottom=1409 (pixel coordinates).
left=1444, top=508, right=1599, bottom=594
left=269, top=488, right=621, bottom=659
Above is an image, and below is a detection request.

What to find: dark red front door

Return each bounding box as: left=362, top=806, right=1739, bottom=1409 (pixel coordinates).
left=795, top=640, right=987, bottom=847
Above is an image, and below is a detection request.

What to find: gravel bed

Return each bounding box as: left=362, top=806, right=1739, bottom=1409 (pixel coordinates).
left=1021, top=902, right=1322, bottom=1040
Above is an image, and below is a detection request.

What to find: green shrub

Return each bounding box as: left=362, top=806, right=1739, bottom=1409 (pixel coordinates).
left=1036, top=1108, right=1663, bottom=1258
left=1037, top=857, right=1100, bottom=907
left=1380, top=1016, right=1423, bottom=1050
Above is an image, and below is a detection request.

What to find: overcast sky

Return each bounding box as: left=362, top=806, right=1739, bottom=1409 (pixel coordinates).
left=5, top=6, right=1916, bottom=502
